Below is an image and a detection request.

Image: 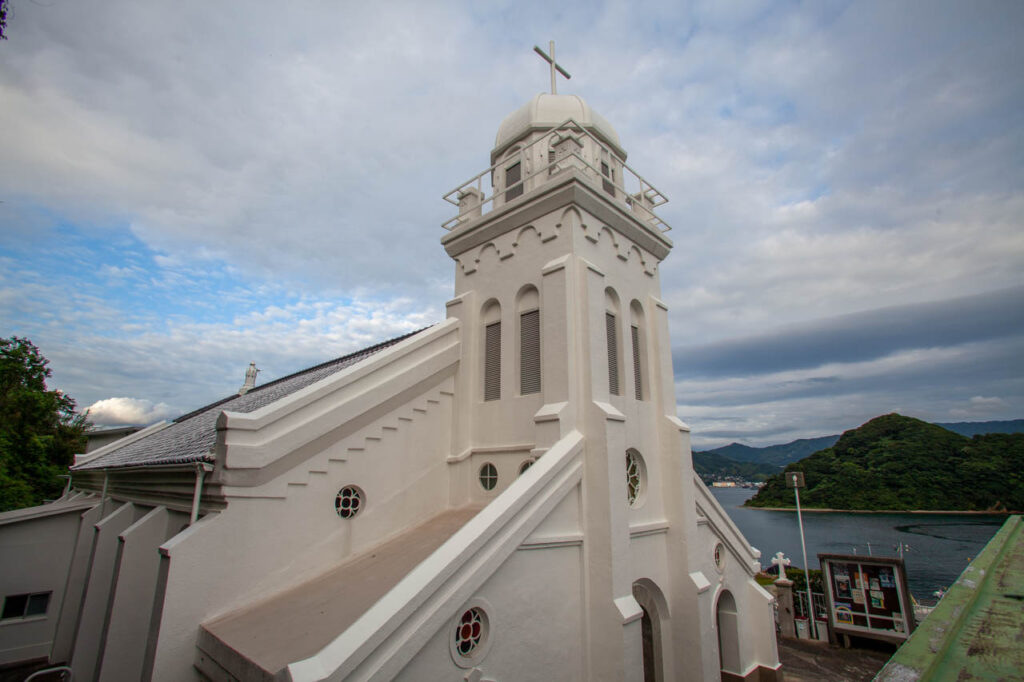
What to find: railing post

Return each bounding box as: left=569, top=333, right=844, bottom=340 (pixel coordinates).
left=458, top=187, right=483, bottom=222
left=629, top=190, right=657, bottom=225
left=774, top=577, right=797, bottom=638
left=552, top=133, right=584, bottom=174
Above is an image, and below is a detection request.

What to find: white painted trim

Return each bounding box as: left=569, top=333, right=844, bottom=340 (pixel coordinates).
left=693, top=475, right=761, bottom=574
left=286, top=431, right=585, bottom=681
left=541, top=254, right=570, bottom=274
left=520, top=532, right=584, bottom=549
left=690, top=571, right=711, bottom=594
left=614, top=595, right=643, bottom=625
left=446, top=443, right=535, bottom=464
left=629, top=520, right=669, bottom=538
left=217, top=322, right=461, bottom=472
left=665, top=415, right=690, bottom=432
left=533, top=401, right=567, bottom=423
left=592, top=401, right=625, bottom=421
left=222, top=319, right=459, bottom=433
left=72, top=420, right=172, bottom=467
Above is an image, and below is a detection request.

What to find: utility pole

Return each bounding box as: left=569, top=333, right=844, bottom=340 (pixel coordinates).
left=789, top=471, right=816, bottom=640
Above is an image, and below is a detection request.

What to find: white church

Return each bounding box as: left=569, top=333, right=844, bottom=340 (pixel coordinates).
left=0, top=52, right=781, bottom=682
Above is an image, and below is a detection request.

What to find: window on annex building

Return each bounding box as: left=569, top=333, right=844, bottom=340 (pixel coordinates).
left=1, top=592, right=50, bottom=620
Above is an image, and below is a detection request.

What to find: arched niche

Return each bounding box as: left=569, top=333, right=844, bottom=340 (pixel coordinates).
left=716, top=589, right=741, bottom=677
left=633, top=579, right=671, bottom=682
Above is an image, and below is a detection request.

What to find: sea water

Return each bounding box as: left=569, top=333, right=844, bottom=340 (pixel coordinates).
left=710, top=486, right=1005, bottom=600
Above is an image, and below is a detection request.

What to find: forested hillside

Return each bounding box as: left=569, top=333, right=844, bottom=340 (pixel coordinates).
left=745, top=414, right=1024, bottom=511
left=692, top=451, right=779, bottom=483
left=698, top=435, right=840, bottom=467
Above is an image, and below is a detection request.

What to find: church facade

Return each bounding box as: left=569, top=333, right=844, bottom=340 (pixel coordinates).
left=0, top=92, right=780, bottom=682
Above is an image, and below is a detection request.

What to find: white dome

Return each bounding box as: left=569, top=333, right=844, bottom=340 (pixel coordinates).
left=493, top=94, right=625, bottom=161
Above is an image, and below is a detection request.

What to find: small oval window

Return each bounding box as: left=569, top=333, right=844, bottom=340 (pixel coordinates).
left=626, top=450, right=646, bottom=507
left=479, top=463, right=498, bottom=491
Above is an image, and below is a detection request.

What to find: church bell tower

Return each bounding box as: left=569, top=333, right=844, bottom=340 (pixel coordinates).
left=438, top=45, right=704, bottom=680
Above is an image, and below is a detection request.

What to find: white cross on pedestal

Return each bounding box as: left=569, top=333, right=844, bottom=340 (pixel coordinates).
left=533, top=41, right=571, bottom=94
left=771, top=551, right=791, bottom=581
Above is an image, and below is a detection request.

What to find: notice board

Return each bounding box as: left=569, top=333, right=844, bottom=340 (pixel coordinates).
left=818, top=553, right=917, bottom=644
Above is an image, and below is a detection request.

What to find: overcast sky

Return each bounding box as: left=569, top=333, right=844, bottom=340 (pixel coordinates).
left=1, top=0, right=1021, bottom=448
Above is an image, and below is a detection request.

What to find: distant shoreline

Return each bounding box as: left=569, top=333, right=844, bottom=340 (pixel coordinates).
left=741, top=505, right=1018, bottom=515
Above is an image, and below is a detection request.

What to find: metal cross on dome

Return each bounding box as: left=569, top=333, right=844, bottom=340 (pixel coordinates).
left=533, top=41, right=571, bottom=94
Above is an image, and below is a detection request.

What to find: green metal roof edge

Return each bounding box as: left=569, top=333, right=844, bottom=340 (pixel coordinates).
left=874, top=514, right=1023, bottom=681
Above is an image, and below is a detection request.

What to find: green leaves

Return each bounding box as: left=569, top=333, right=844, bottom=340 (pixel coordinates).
left=0, top=337, right=89, bottom=511
left=745, top=414, right=1024, bottom=512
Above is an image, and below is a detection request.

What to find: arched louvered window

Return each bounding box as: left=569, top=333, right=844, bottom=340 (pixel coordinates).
left=483, top=301, right=501, bottom=401
left=630, top=301, right=647, bottom=401
left=606, top=313, right=620, bottom=395
left=520, top=310, right=540, bottom=394
left=605, top=289, right=621, bottom=396
left=518, top=286, right=541, bottom=395
left=631, top=324, right=642, bottom=400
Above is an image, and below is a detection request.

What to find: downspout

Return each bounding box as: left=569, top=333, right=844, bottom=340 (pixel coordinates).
left=100, top=472, right=109, bottom=516
left=58, top=474, right=72, bottom=499
left=190, top=462, right=214, bottom=525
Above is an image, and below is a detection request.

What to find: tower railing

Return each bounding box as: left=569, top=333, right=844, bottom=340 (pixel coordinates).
left=441, top=117, right=671, bottom=233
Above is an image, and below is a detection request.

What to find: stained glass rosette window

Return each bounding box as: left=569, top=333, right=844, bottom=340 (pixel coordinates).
left=454, top=607, right=486, bottom=657
left=335, top=486, right=363, bottom=518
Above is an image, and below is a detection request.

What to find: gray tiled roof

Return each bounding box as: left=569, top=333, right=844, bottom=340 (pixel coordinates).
left=73, top=329, right=425, bottom=471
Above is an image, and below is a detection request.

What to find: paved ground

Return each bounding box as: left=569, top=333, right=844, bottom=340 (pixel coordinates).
left=779, top=636, right=895, bottom=681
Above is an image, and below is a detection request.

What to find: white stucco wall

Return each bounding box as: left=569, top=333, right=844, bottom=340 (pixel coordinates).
left=0, top=503, right=91, bottom=667
left=150, top=374, right=458, bottom=680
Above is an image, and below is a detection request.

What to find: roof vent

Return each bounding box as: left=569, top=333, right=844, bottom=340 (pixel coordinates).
left=239, top=362, right=260, bottom=395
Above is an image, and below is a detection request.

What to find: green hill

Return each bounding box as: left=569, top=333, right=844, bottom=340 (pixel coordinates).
left=745, top=414, right=1024, bottom=512
left=692, top=451, right=779, bottom=483
left=937, top=419, right=1024, bottom=437
left=698, top=435, right=840, bottom=467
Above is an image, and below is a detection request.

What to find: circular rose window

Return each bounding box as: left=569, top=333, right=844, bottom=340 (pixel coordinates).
left=335, top=485, right=364, bottom=518
left=450, top=605, right=492, bottom=666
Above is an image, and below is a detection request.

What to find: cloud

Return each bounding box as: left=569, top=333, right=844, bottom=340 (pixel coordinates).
left=1, top=1, right=1022, bottom=450
left=674, top=286, right=1024, bottom=378
left=85, top=397, right=177, bottom=426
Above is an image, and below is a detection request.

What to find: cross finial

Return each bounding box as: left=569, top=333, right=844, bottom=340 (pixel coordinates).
left=533, top=41, right=571, bottom=95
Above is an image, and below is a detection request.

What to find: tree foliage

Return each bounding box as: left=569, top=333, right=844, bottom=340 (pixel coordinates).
left=745, top=413, right=1024, bottom=512
left=0, top=0, right=9, bottom=41
left=0, top=337, right=89, bottom=511
left=692, top=450, right=779, bottom=482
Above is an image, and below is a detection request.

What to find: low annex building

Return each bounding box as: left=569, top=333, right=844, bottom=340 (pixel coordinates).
left=0, top=87, right=781, bottom=681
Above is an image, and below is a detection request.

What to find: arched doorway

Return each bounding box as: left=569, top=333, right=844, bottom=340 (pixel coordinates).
left=632, top=580, right=669, bottom=682
left=716, top=589, right=741, bottom=680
